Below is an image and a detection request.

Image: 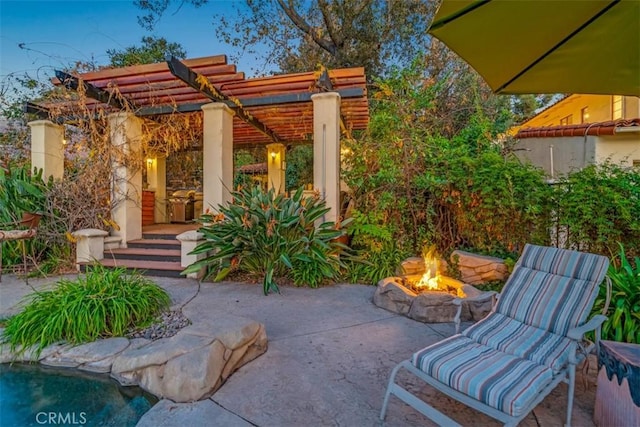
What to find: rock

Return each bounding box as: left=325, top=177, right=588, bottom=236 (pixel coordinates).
left=42, top=337, right=130, bottom=368
left=373, top=277, right=494, bottom=324
left=400, top=257, right=425, bottom=275
left=111, top=318, right=267, bottom=402
left=452, top=250, right=508, bottom=284
left=161, top=340, right=226, bottom=401
left=111, top=333, right=214, bottom=385
left=464, top=299, right=493, bottom=321
left=408, top=291, right=461, bottom=323
left=400, top=257, right=449, bottom=276
left=373, top=278, right=416, bottom=315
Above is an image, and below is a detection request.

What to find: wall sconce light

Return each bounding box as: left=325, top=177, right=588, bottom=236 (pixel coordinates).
left=270, top=151, right=277, bottom=162
left=147, top=158, right=154, bottom=167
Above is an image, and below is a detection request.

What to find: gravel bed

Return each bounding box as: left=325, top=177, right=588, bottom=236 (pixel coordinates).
left=127, top=310, right=191, bottom=341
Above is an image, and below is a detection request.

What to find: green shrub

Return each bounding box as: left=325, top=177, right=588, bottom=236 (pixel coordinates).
left=343, top=242, right=408, bottom=285
left=0, top=164, right=49, bottom=268
left=555, top=163, right=640, bottom=258
left=2, top=265, right=170, bottom=355
left=592, top=244, right=640, bottom=344
left=184, top=186, right=348, bottom=294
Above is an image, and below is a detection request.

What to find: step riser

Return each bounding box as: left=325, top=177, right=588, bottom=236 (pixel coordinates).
left=142, top=233, right=180, bottom=240
left=128, top=242, right=181, bottom=250
left=107, top=253, right=181, bottom=263
left=80, top=264, right=184, bottom=278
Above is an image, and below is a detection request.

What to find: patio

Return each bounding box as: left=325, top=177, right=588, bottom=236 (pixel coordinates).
left=0, top=274, right=599, bottom=426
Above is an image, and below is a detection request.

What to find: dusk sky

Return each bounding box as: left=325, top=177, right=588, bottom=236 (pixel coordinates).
left=0, top=0, right=268, bottom=82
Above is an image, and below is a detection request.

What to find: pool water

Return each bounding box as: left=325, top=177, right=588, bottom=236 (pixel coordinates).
left=0, top=363, right=157, bottom=427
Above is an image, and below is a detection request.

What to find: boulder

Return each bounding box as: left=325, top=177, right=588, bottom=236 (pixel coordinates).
left=42, top=337, right=130, bottom=369
left=408, top=292, right=461, bottom=323
left=111, top=318, right=267, bottom=402
left=373, top=278, right=416, bottom=315
left=452, top=250, right=508, bottom=285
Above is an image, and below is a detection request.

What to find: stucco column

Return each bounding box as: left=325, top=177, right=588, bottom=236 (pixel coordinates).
left=312, top=92, right=341, bottom=224
left=266, top=143, right=286, bottom=194
left=201, top=103, right=234, bottom=213
left=28, top=120, right=64, bottom=180
left=147, top=156, right=167, bottom=223
left=109, top=112, right=143, bottom=246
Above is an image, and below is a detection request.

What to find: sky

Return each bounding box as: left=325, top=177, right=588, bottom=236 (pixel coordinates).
left=0, top=0, right=268, bottom=83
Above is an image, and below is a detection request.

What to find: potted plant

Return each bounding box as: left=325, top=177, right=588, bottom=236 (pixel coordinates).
left=593, top=243, right=640, bottom=426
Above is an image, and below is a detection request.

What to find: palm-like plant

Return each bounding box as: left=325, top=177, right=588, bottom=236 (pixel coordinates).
left=593, top=243, right=640, bottom=344
left=184, top=186, right=350, bottom=294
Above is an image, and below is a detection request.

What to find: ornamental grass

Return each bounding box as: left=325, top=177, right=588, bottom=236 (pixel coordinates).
left=2, top=265, right=170, bottom=355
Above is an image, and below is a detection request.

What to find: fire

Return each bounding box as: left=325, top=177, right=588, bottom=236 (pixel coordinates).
left=416, top=245, right=442, bottom=290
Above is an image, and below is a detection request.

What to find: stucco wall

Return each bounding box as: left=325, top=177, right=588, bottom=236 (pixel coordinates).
left=514, top=136, right=597, bottom=177
left=514, top=95, right=639, bottom=132
left=595, top=134, right=640, bottom=166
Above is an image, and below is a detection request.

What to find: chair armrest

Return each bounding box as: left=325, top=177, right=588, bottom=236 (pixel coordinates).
left=567, top=315, right=607, bottom=340
left=452, top=291, right=498, bottom=333
left=452, top=291, right=498, bottom=305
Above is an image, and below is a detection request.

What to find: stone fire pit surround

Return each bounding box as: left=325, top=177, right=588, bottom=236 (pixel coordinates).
left=373, top=256, right=496, bottom=331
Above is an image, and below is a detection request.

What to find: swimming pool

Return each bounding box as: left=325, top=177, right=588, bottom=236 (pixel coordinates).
left=0, top=363, right=157, bottom=426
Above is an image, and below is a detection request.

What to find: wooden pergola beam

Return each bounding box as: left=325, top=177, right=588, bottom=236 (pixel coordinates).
left=24, top=101, right=50, bottom=119
left=167, top=57, right=282, bottom=143
left=135, top=87, right=365, bottom=116
left=315, top=69, right=353, bottom=140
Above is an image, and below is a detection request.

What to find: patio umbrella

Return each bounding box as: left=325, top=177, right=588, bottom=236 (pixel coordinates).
left=428, top=0, right=640, bottom=96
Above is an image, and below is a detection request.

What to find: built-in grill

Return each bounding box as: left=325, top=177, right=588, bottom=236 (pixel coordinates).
left=169, top=189, right=195, bottom=223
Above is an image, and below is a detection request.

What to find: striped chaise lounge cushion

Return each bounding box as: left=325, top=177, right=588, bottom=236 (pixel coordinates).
left=463, top=313, right=573, bottom=372
left=495, top=244, right=608, bottom=336
left=412, top=335, right=554, bottom=417
left=410, top=245, right=608, bottom=416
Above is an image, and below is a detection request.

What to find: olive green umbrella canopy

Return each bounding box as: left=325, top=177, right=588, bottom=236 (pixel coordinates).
left=428, top=0, right=640, bottom=96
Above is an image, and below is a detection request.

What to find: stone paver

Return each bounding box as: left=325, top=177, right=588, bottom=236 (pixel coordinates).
left=0, top=274, right=599, bottom=427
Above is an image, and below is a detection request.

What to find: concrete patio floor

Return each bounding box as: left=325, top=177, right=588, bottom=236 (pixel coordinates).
left=0, top=274, right=599, bottom=427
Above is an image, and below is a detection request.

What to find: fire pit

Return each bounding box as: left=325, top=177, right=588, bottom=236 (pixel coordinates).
left=373, top=250, right=493, bottom=325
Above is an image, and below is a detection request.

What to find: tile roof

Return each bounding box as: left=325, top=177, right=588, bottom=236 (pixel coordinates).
left=515, top=118, right=640, bottom=139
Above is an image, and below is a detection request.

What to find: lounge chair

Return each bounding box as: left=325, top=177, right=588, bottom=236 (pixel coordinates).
left=380, top=244, right=611, bottom=427
left=0, top=212, right=41, bottom=282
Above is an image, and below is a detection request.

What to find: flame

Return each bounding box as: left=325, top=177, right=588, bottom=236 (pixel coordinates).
left=416, top=245, right=442, bottom=290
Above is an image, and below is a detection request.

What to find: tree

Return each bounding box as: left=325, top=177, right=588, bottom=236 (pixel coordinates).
left=135, top=0, right=434, bottom=78
left=106, top=36, right=186, bottom=67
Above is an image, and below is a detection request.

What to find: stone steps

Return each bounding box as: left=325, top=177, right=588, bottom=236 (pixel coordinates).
left=82, top=231, right=185, bottom=278
left=93, top=258, right=184, bottom=278
left=106, top=247, right=181, bottom=263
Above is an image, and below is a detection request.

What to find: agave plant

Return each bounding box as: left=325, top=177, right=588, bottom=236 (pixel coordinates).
left=184, top=186, right=350, bottom=295
left=593, top=243, right=640, bottom=344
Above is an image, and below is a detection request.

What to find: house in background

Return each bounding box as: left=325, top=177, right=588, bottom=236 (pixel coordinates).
left=512, top=94, right=639, bottom=177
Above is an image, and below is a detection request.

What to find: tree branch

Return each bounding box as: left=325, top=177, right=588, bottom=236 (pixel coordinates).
left=275, top=0, right=338, bottom=57
left=318, top=0, right=343, bottom=49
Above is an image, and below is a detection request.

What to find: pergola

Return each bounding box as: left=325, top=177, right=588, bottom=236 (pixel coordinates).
left=27, top=55, right=368, bottom=245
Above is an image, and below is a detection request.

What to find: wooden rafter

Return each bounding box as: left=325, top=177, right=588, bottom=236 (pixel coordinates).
left=55, top=70, right=136, bottom=112
left=167, top=57, right=281, bottom=143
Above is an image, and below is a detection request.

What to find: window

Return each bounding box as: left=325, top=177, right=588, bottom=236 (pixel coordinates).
left=560, top=115, right=573, bottom=125
left=612, top=95, right=624, bottom=119
left=633, top=160, right=640, bottom=168
left=580, top=107, right=589, bottom=123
